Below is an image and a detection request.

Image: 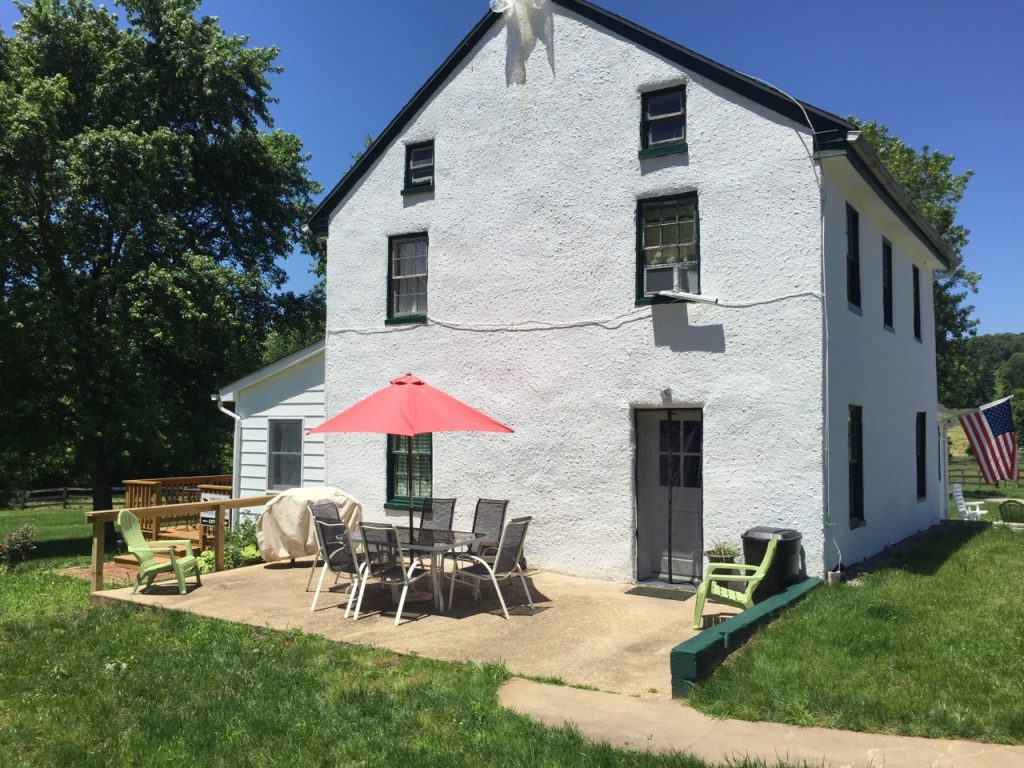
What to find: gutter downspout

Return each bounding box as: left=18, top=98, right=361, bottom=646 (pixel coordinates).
left=213, top=394, right=242, bottom=524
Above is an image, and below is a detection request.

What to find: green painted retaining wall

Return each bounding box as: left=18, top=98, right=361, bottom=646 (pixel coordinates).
left=670, top=577, right=821, bottom=697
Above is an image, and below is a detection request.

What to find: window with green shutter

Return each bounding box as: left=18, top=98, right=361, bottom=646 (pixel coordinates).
left=386, top=434, right=432, bottom=508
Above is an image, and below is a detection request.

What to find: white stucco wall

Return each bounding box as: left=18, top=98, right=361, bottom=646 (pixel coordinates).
left=323, top=7, right=828, bottom=580
left=235, top=353, right=326, bottom=499
left=820, top=164, right=944, bottom=569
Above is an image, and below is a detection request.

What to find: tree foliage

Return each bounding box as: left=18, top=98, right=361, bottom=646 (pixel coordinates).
left=852, top=120, right=978, bottom=406
left=0, top=0, right=320, bottom=506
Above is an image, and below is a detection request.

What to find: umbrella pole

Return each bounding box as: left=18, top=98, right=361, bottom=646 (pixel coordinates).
left=407, top=436, right=415, bottom=533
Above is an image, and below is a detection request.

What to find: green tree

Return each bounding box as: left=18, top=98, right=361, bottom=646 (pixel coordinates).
left=854, top=120, right=978, bottom=407
left=998, top=352, right=1024, bottom=394
left=0, top=0, right=320, bottom=510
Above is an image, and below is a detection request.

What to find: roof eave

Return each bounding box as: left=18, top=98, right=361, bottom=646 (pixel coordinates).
left=838, top=132, right=958, bottom=272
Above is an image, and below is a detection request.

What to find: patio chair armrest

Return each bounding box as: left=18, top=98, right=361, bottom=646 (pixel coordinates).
left=706, top=573, right=760, bottom=583
left=151, top=540, right=195, bottom=553
left=704, top=562, right=757, bottom=578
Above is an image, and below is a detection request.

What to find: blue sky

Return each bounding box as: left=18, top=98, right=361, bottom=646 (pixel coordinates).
left=3, top=1, right=1021, bottom=334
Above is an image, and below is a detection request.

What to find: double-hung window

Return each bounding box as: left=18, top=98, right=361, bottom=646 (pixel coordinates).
left=386, top=434, right=432, bottom=508
left=637, top=193, right=699, bottom=303
left=849, top=405, right=864, bottom=526
left=387, top=233, right=428, bottom=323
left=846, top=204, right=861, bottom=310
left=640, top=86, right=686, bottom=157
left=912, top=264, right=922, bottom=341
left=882, top=239, right=893, bottom=330
left=268, top=419, right=303, bottom=490
left=403, top=141, right=434, bottom=194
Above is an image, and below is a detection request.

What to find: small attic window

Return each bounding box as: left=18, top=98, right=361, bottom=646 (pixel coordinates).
left=402, top=141, right=434, bottom=195
left=639, top=86, right=687, bottom=159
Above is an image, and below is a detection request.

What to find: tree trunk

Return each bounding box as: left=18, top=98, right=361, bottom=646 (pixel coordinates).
left=90, top=436, right=117, bottom=551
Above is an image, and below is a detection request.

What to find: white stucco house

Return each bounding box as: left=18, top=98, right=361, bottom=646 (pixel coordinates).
left=298, top=0, right=956, bottom=583
left=215, top=340, right=326, bottom=501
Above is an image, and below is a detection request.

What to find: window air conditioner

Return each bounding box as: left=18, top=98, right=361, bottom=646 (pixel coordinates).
left=645, top=265, right=681, bottom=295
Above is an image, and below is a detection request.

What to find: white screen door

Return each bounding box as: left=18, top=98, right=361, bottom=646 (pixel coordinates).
left=635, top=408, right=703, bottom=583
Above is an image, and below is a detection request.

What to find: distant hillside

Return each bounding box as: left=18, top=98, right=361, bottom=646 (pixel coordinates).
left=952, top=332, right=1024, bottom=408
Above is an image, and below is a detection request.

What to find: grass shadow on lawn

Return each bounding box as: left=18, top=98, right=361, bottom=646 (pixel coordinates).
left=28, top=537, right=94, bottom=561
left=896, top=522, right=988, bottom=576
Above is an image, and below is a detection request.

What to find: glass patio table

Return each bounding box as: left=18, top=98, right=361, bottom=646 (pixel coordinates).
left=352, top=527, right=486, bottom=613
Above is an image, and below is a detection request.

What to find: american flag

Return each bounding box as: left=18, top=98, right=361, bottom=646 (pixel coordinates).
left=959, top=396, right=1018, bottom=484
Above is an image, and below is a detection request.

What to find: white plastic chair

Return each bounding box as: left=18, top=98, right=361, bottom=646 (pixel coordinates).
left=951, top=483, right=985, bottom=520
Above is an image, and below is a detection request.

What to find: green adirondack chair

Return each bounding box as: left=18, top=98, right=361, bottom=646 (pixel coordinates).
left=999, top=500, right=1024, bottom=523
left=693, top=535, right=778, bottom=629
left=117, top=509, right=202, bottom=594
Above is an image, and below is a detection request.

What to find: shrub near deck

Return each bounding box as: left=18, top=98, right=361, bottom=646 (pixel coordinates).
left=689, top=525, right=1024, bottom=744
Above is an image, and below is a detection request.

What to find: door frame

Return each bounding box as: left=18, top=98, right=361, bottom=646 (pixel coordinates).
left=631, top=405, right=705, bottom=584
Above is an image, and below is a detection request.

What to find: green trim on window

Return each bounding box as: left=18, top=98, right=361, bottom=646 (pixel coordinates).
left=386, top=231, right=429, bottom=323
left=384, top=499, right=429, bottom=511
left=640, top=84, right=686, bottom=151
left=403, top=140, right=434, bottom=193
left=384, top=314, right=427, bottom=325
left=638, top=142, right=688, bottom=159
left=386, top=434, right=432, bottom=508
left=635, top=191, right=700, bottom=305
left=401, top=184, right=434, bottom=196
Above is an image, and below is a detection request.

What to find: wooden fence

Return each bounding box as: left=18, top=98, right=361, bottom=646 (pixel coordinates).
left=1, top=487, right=126, bottom=509
left=948, top=454, right=1023, bottom=489
left=86, top=495, right=275, bottom=592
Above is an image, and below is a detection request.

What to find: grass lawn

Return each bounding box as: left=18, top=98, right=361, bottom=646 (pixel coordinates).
left=689, top=524, right=1024, bottom=744
left=0, top=508, right=802, bottom=768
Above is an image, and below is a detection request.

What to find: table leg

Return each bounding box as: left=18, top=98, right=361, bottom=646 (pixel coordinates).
left=432, top=552, right=445, bottom=612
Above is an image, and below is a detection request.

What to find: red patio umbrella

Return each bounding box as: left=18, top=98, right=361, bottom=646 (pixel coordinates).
left=308, top=373, right=513, bottom=531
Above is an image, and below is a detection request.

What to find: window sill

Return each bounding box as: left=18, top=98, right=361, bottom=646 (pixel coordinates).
left=384, top=499, right=428, bottom=511
left=385, top=314, right=427, bottom=325
left=638, top=141, right=688, bottom=159
left=850, top=518, right=866, bottom=530
left=401, top=184, right=434, bottom=196
left=914, top=335, right=922, bottom=343
left=636, top=293, right=698, bottom=307
left=848, top=302, right=863, bottom=316
left=883, top=324, right=894, bottom=333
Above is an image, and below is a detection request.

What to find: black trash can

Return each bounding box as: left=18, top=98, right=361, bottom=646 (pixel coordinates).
left=741, top=526, right=802, bottom=603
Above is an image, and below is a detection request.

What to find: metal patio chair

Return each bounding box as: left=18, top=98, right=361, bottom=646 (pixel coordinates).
left=469, top=498, right=509, bottom=558
left=448, top=516, right=534, bottom=620
left=419, top=498, right=457, bottom=532
left=309, top=515, right=364, bottom=616
left=305, top=501, right=343, bottom=591
left=354, top=523, right=431, bottom=626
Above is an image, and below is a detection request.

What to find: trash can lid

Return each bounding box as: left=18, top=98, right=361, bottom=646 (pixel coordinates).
left=742, top=526, right=801, bottom=541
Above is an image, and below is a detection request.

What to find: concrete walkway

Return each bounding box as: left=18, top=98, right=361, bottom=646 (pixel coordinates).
left=500, top=679, right=1024, bottom=768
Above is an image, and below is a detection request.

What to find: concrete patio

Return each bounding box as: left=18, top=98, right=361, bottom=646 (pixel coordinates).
left=91, top=560, right=736, bottom=698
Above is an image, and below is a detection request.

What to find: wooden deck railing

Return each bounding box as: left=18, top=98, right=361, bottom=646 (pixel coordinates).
left=86, top=495, right=274, bottom=592
left=123, top=474, right=232, bottom=508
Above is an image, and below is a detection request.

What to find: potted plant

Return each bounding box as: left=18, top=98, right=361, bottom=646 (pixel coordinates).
left=705, top=540, right=740, bottom=564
